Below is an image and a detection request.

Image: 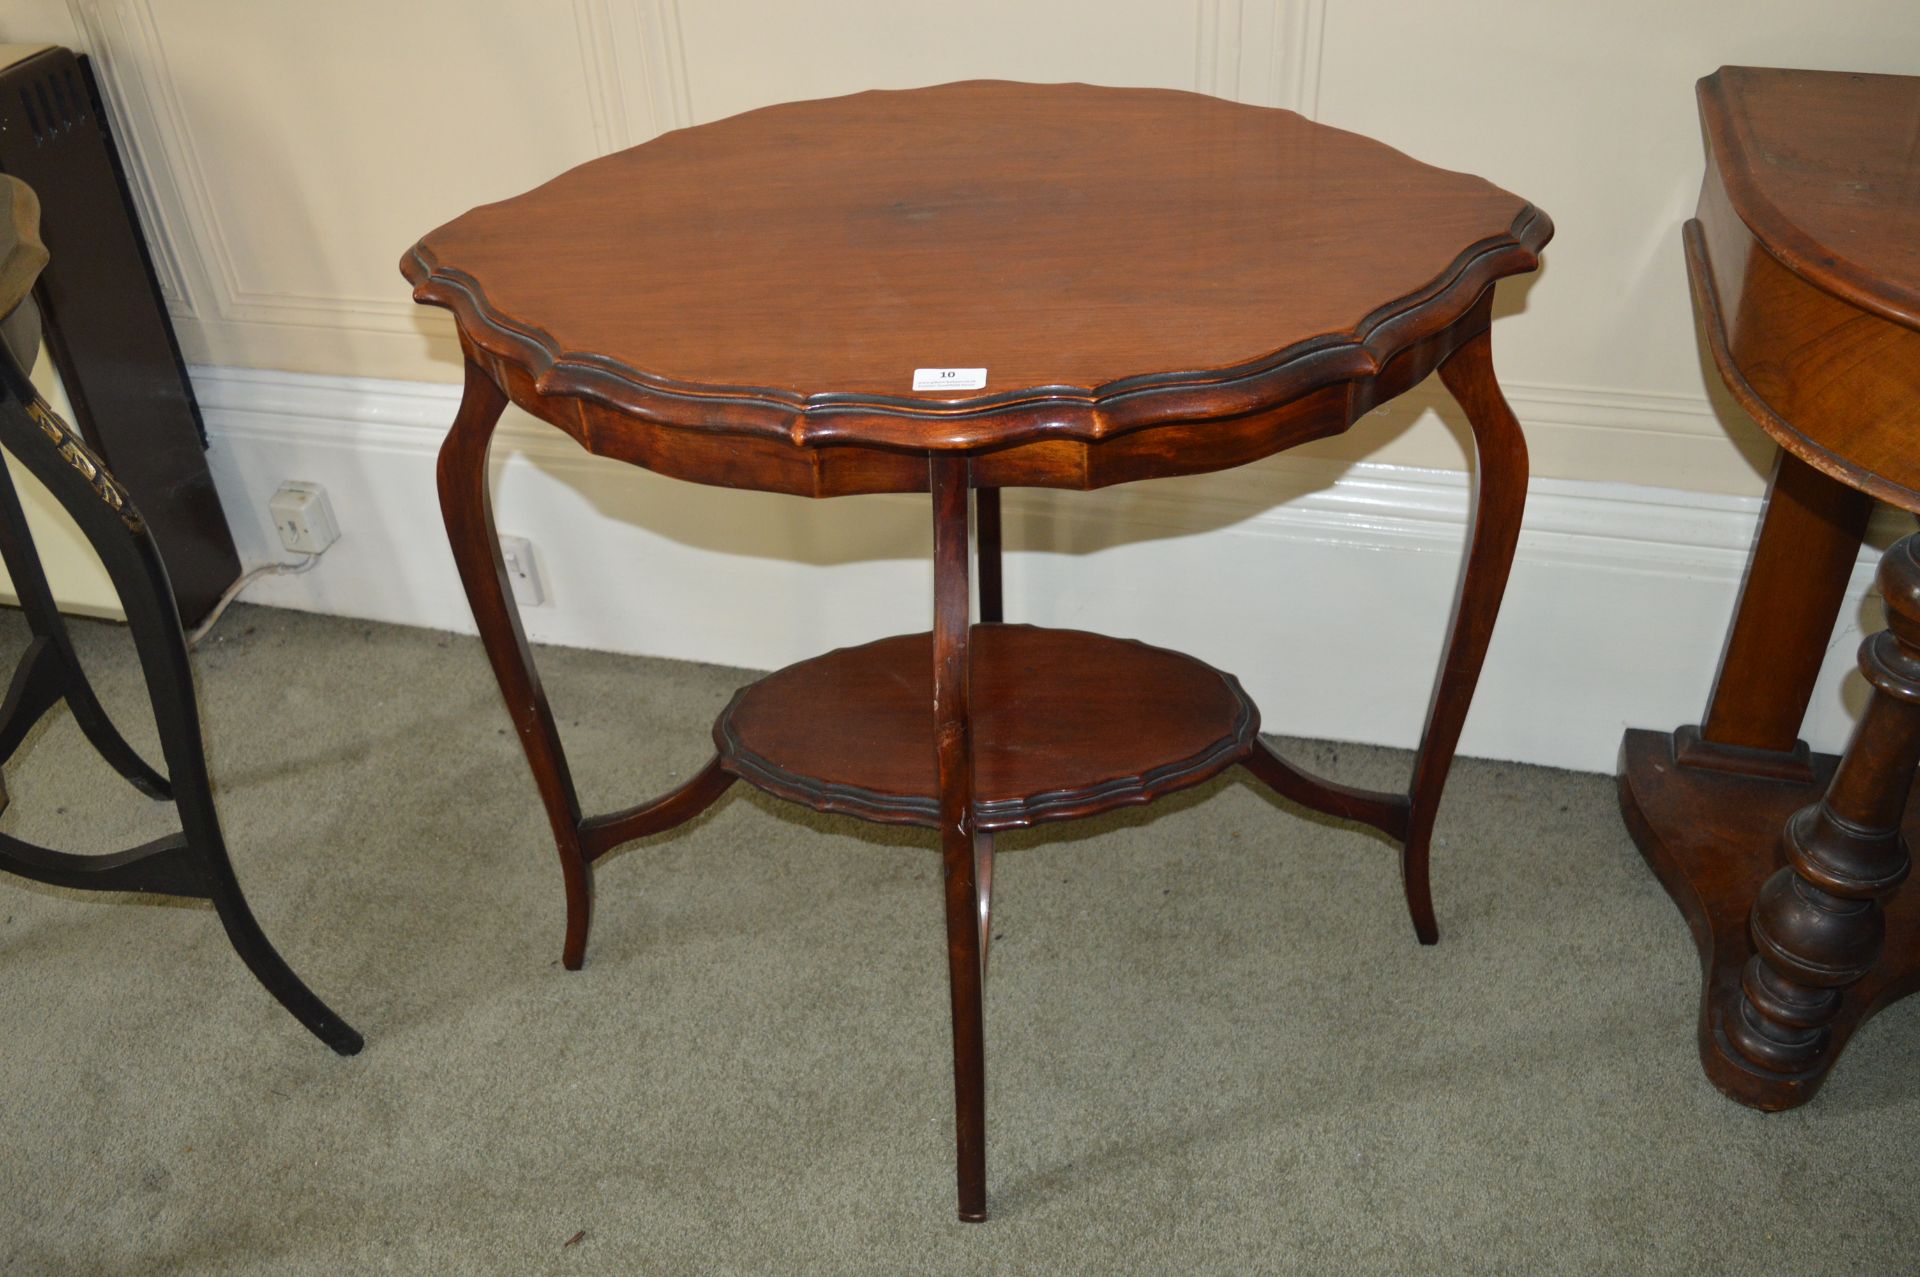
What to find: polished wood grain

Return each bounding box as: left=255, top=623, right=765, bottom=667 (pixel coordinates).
left=435, top=352, right=731, bottom=970
left=1690, top=450, right=1872, bottom=775
left=406, top=81, right=1547, bottom=492
left=1621, top=66, right=1920, bottom=1110
left=1687, top=70, right=1920, bottom=510
left=1726, top=538, right=1920, bottom=1078
left=715, top=625, right=1258, bottom=830
left=929, top=457, right=987, bottom=1221
left=1700, top=67, right=1920, bottom=330
left=414, top=81, right=1548, bottom=1219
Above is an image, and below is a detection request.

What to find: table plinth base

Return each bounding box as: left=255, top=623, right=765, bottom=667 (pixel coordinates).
left=1617, top=727, right=1920, bottom=1109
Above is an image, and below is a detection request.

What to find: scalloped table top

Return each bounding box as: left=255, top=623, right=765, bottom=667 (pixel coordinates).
left=404, top=81, right=1546, bottom=438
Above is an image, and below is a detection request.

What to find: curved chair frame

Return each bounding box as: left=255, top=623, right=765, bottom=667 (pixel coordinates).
left=0, top=174, right=358, bottom=1053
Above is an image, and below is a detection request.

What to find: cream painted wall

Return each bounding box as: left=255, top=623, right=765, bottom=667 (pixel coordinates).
left=0, top=0, right=1906, bottom=498
left=1305, top=0, right=1920, bottom=491
left=0, top=2, right=1914, bottom=769
left=8, top=0, right=1907, bottom=496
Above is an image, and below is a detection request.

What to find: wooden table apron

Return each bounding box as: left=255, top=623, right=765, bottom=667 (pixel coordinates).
left=406, top=80, right=1549, bottom=1222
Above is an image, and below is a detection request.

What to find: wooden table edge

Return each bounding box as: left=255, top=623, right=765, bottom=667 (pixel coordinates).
left=399, top=205, right=1550, bottom=453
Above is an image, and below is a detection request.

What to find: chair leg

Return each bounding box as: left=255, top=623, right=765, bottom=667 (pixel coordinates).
left=0, top=455, right=169, bottom=797
left=0, top=352, right=358, bottom=1052
left=0, top=636, right=64, bottom=764
left=64, top=671, right=171, bottom=799
left=114, top=520, right=363, bottom=1054
left=200, top=835, right=365, bottom=1055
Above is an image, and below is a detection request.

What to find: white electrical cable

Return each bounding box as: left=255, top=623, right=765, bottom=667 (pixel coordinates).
left=185, top=550, right=320, bottom=646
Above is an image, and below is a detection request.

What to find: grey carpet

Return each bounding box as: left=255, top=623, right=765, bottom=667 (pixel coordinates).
left=1, top=604, right=1916, bottom=1275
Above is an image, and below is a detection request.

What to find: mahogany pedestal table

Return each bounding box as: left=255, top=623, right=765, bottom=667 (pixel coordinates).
left=403, top=81, right=1550, bottom=1221
left=1619, top=68, right=1920, bottom=1111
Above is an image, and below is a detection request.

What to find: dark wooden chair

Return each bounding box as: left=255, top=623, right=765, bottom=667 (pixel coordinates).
left=0, top=173, right=359, bottom=1054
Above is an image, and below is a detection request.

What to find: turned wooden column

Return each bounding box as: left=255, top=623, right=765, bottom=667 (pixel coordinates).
left=1725, top=535, right=1920, bottom=1075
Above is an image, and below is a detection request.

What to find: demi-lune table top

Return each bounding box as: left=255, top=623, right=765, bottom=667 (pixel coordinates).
left=1700, top=66, right=1920, bottom=331
left=403, top=81, right=1547, bottom=479
left=1689, top=66, right=1920, bottom=511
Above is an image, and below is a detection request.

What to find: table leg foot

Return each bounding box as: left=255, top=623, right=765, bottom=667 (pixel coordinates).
left=559, top=852, right=593, bottom=971
left=203, top=837, right=366, bottom=1056
left=1401, top=833, right=1440, bottom=947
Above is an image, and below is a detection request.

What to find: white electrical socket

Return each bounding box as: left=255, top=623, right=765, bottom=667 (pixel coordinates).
left=269, top=481, right=340, bottom=553
left=498, top=534, right=547, bottom=607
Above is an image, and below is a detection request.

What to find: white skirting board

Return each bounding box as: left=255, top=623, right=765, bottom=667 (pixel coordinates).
left=189, top=366, right=1900, bottom=776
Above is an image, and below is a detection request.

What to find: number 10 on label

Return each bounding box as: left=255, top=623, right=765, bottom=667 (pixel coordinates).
left=912, top=367, right=987, bottom=391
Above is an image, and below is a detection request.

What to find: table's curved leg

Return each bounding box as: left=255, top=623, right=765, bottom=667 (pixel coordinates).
left=436, top=355, right=593, bottom=969
left=1401, top=326, right=1529, bottom=944
left=932, top=456, right=989, bottom=1222
left=64, top=669, right=173, bottom=799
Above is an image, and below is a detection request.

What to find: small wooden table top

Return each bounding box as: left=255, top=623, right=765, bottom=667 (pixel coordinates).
left=405, top=81, right=1546, bottom=492
left=406, top=81, right=1549, bottom=1221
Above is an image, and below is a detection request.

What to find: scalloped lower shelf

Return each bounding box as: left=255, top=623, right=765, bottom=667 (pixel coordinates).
left=713, top=625, right=1259, bottom=831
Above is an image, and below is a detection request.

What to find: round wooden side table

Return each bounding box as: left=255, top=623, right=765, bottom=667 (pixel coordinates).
left=403, top=81, right=1550, bottom=1221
